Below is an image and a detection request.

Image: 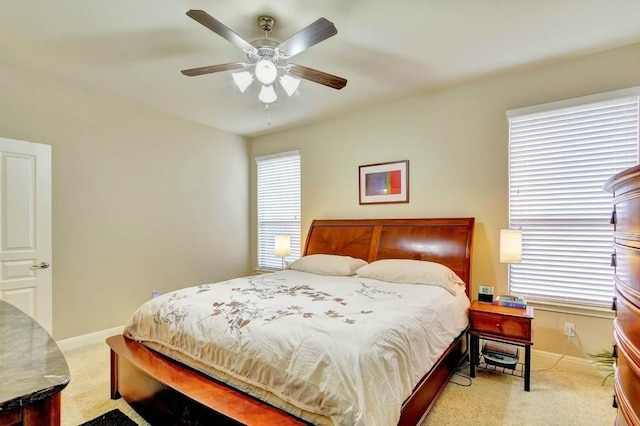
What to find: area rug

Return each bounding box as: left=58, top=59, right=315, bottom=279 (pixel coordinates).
left=79, top=409, right=138, bottom=426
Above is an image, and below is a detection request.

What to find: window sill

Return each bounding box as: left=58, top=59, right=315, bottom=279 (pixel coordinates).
left=527, top=299, right=615, bottom=320
left=253, top=268, right=283, bottom=275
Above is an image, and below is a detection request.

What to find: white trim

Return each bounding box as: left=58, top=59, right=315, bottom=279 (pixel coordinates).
left=507, top=85, right=640, bottom=118
left=254, top=149, right=300, bottom=163
left=532, top=349, right=605, bottom=378
left=529, top=300, right=616, bottom=320
left=56, top=325, right=123, bottom=352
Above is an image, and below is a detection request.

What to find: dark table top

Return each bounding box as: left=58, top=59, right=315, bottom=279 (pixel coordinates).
left=0, top=300, right=70, bottom=410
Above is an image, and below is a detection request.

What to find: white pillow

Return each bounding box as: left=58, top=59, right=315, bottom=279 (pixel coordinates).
left=355, top=259, right=465, bottom=295
left=289, top=254, right=368, bottom=276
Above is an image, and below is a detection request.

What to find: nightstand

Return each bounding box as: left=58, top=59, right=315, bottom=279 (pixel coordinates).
left=468, top=300, right=535, bottom=391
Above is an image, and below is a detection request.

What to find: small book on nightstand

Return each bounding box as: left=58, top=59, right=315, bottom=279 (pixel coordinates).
left=492, top=294, right=527, bottom=309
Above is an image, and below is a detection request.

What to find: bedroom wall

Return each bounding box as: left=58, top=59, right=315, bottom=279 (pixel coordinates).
left=249, top=42, right=640, bottom=360
left=0, top=64, right=250, bottom=340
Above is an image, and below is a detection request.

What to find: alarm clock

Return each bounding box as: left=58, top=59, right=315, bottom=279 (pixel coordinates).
left=478, top=285, right=494, bottom=303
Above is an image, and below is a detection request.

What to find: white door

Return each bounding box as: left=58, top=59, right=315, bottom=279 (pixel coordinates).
left=0, top=137, right=52, bottom=333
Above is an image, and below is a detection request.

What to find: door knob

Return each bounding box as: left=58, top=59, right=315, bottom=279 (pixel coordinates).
left=31, top=261, right=50, bottom=270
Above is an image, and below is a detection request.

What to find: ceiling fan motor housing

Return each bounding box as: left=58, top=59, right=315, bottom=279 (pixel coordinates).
left=247, top=41, right=286, bottom=66
left=257, top=15, right=276, bottom=33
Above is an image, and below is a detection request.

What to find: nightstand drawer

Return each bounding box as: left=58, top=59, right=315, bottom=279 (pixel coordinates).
left=470, top=311, right=532, bottom=342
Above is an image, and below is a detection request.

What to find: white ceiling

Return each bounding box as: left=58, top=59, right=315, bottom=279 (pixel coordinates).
left=3, top=1, right=640, bottom=137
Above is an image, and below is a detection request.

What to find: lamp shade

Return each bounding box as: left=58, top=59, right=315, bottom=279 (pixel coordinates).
left=274, top=235, right=291, bottom=258
left=255, top=59, right=278, bottom=85
left=500, top=229, right=522, bottom=263
left=232, top=71, right=253, bottom=93
left=279, top=74, right=301, bottom=96
left=258, top=85, right=278, bottom=104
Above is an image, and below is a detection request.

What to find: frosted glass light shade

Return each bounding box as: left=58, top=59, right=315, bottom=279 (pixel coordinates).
left=259, top=85, right=277, bottom=104
left=255, top=59, right=277, bottom=85
left=279, top=74, right=300, bottom=96
left=500, top=229, right=522, bottom=263
left=232, top=71, right=253, bottom=93
left=274, top=235, right=291, bottom=257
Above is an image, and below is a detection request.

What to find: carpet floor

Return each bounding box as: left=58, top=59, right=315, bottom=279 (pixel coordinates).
left=61, top=342, right=616, bottom=425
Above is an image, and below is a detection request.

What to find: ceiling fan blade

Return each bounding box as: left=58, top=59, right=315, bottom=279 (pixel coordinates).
left=186, top=10, right=255, bottom=52
left=288, top=64, right=347, bottom=90
left=278, top=18, right=337, bottom=58
left=181, top=62, right=246, bottom=77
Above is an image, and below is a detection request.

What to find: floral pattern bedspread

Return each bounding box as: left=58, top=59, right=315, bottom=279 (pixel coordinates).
left=124, top=270, right=470, bottom=425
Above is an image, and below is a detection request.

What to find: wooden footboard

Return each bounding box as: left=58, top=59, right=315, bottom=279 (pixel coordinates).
left=399, top=328, right=468, bottom=425
left=107, top=334, right=310, bottom=425
left=107, top=330, right=467, bottom=426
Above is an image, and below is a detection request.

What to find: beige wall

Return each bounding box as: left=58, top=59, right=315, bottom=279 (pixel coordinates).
left=0, top=64, right=250, bottom=340
left=2, top=41, right=635, bottom=356
left=250, top=42, right=640, bottom=359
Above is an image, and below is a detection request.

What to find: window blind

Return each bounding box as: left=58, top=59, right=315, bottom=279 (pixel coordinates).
left=256, top=151, right=301, bottom=269
left=507, top=94, right=639, bottom=307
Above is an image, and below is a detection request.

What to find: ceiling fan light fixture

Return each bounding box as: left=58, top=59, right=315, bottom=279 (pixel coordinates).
left=279, top=74, right=301, bottom=96
left=183, top=10, right=348, bottom=115
left=232, top=71, right=254, bottom=93
left=258, top=85, right=278, bottom=104
left=255, top=59, right=278, bottom=85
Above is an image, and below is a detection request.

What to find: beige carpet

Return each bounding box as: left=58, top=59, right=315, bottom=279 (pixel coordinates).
left=61, top=342, right=616, bottom=425
left=427, top=366, right=615, bottom=425
left=61, top=342, right=148, bottom=425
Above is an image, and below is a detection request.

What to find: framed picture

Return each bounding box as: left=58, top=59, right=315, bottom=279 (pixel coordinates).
left=359, top=160, right=409, bottom=205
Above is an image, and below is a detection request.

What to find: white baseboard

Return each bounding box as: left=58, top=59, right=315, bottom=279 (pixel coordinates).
left=532, top=349, right=603, bottom=377
left=56, top=328, right=609, bottom=380
left=56, top=325, right=124, bottom=353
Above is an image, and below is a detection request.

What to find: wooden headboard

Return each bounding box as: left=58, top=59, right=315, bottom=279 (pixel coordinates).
left=304, top=218, right=475, bottom=296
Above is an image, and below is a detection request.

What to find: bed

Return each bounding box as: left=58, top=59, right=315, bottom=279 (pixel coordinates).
left=107, top=217, right=475, bottom=425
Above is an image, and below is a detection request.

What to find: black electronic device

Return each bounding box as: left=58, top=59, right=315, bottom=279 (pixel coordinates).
left=478, top=285, right=494, bottom=303
left=482, top=341, right=519, bottom=369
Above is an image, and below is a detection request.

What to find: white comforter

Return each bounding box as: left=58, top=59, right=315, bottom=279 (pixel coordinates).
left=124, top=270, right=470, bottom=425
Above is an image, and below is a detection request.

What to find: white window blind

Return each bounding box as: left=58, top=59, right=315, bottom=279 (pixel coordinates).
left=507, top=92, right=639, bottom=307
left=256, top=151, right=301, bottom=269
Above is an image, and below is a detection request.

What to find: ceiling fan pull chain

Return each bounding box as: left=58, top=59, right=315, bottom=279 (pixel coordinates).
left=264, top=104, right=271, bottom=126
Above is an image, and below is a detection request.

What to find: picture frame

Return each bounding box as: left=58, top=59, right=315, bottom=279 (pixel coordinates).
left=359, top=160, right=409, bottom=205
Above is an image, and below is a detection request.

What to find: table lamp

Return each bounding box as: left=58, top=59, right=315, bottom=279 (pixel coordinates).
left=500, top=229, right=522, bottom=264
left=274, top=235, right=291, bottom=270
left=477, top=229, right=522, bottom=303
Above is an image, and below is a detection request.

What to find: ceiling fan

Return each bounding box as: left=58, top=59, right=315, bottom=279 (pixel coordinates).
left=181, top=10, right=347, bottom=105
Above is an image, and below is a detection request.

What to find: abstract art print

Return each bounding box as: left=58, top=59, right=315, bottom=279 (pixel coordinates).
left=359, top=160, right=409, bottom=204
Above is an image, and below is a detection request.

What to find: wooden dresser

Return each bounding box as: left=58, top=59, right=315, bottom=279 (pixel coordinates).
left=605, top=164, right=640, bottom=426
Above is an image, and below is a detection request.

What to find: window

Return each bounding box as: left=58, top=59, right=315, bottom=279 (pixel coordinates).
left=256, top=150, right=301, bottom=269
left=507, top=88, right=640, bottom=307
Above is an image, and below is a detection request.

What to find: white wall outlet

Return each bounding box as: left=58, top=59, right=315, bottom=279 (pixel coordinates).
left=564, top=322, right=576, bottom=337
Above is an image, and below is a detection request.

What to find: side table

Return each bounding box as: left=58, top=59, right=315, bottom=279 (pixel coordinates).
left=468, top=300, right=534, bottom=391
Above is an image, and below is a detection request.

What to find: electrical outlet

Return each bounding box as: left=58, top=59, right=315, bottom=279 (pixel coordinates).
left=564, top=322, right=576, bottom=337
